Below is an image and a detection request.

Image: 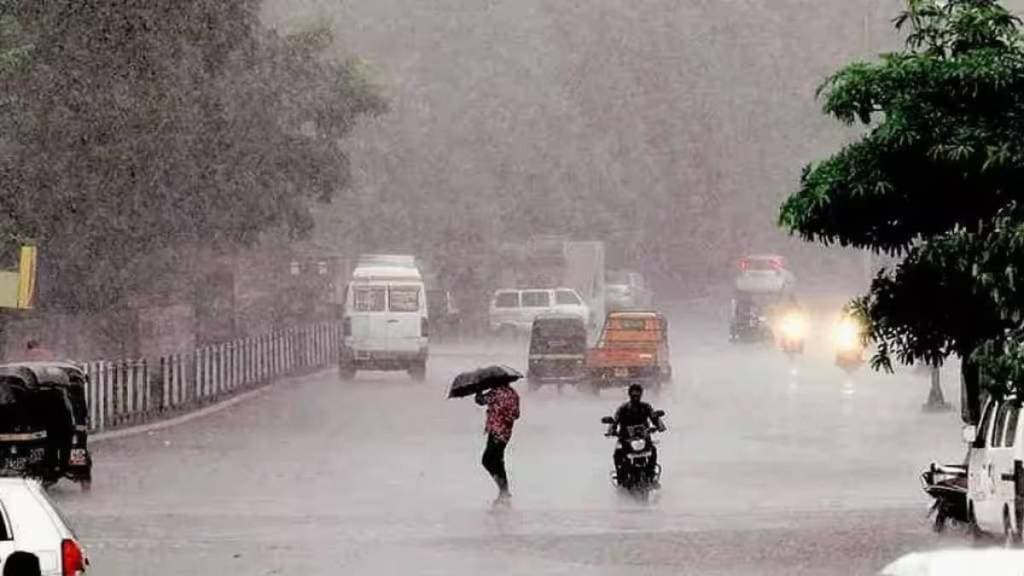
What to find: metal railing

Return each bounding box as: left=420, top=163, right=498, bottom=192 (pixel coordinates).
left=80, top=323, right=340, bottom=432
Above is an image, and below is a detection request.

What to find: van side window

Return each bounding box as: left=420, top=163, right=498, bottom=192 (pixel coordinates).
left=522, top=291, right=551, bottom=307
left=556, top=290, right=581, bottom=306
left=978, top=400, right=999, bottom=447
left=354, top=287, right=386, bottom=312
left=1006, top=405, right=1020, bottom=448
left=389, top=287, right=420, bottom=312
left=993, top=402, right=1012, bottom=448
left=495, top=292, right=519, bottom=308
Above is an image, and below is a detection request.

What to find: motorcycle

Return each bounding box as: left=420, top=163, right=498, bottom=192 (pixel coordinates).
left=775, top=310, right=808, bottom=358
left=601, top=410, right=666, bottom=501
left=833, top=315, right=866, bottom=372
left=920, top=461, right=969, bottom=533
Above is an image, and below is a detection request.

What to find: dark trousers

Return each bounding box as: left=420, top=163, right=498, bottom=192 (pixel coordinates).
left=482, top=433, right=509, bottom=495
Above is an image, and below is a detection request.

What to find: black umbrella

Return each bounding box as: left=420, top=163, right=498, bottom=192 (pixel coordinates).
left=448, top=365, right=523, bottom=399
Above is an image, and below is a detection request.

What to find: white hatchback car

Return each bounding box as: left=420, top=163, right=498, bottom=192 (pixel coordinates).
left=489, top=288, right=590, bottom=333
left=0, top=478, right=87, bottom=575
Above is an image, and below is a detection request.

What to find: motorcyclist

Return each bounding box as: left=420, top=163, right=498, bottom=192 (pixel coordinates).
left=607, top=384, right=665, bottom=485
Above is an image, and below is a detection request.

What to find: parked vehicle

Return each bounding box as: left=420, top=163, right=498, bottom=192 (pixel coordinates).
left=921, top=461, right=969, bottom=533
left=340, top=257, right=429, bottom=382
left=488, top=288, right=590, bottom=335
left=586, top=311, right=671, bottom=395
left=963, top=393, right=1024, bottom=544
left=527, top=314, right=588, bottom=391
left=0, top=477, right=88, bottom=575
left=600, top=410, right=666, bottom=501
left=0, top=363, right=92, bottom=491
left=606, top=270, right=653, bottom=311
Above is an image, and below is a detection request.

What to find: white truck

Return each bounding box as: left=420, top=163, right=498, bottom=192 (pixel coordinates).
left=340, top=255, right=429, bottom=381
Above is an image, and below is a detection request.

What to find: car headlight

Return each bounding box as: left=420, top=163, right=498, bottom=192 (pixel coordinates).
left=834, top=317, right=863, bottom=352
left=630, top=439, right=646, bottom=451
left=777, top=312, right=809, bottom=340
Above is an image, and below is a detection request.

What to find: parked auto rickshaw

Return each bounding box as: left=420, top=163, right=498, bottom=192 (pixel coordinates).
left=527, top=314, right=588, bottom=392
left=0, top=362, right=93, bottom=490
left=0, top=373, right=51, bottom=481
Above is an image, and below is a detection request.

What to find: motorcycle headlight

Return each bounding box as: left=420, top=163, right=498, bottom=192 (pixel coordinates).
left=834, top=317, right=863, bottom=352
left=630, top=439, right=646, bottom=451
left=777, top=312, right=809, bottom=340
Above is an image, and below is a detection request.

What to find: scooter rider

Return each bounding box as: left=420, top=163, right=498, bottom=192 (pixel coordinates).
left=608, top=384, right=665, bottom=483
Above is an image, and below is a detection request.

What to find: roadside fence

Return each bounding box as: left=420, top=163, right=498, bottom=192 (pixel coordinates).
left=79, top=323, right=341, bottom=433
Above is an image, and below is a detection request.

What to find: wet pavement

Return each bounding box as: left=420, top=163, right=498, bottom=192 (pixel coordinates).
left=53, top=302, right=973, bottom=575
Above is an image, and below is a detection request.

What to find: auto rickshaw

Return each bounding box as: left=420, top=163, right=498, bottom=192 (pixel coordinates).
left=0, top=362, right=93, bottom=490
left=0, top=373, right=50, bottom=480
left=527, top=314, right=588, bottom=392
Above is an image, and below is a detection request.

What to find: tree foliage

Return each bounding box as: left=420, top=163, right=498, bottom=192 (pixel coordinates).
left=0, top=0, right=384, bottom=311
left=779, top=0, right=1024, bottom=421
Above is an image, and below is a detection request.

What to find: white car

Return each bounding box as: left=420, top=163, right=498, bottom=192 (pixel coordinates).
left=489, top=288, right=590, bottom=333
left=963, top=393, right=1024, bottom=542
left=606, top=270, right=653, bottom=310
left=0, top=477, right=87, bottom=575
left=881, top=549, right=1024, bottom=576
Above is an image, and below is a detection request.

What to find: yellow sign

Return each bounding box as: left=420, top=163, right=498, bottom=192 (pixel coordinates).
left=17, top=245, right=36, bottom=309
left=0, top=246, right=37, bottom=309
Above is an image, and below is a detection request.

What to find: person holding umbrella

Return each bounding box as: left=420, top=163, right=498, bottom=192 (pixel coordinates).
left=449, top=365, right=522, bottom=506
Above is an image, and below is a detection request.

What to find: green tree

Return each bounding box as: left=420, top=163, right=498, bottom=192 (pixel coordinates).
left=780, top=0, right=1024, bottom=423
left=0, top=1, right=384, bottom=312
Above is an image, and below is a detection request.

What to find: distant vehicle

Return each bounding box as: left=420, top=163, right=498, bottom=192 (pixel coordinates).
left=833, top=314, right=867, bottom=372
left=728, top=291, right=779, bottom=343
left=496, top=237, right=606, bottom=330
left=488, top=288, right=590, bottom=335
left=962, top=393, right=1024, bottom=544
left=734, top=254, right=796, bottom=294
left=0, top=363, right=92, bottom=491
left=425, top=288, right=460, bottom=338
left=527, top=314, right=588, bottom=391
left=340, top=256, right=429, bottom=381
left=0, top=477, right=88, bottom=576
left=881, top=549, right=1024, bottom=576
left=586, top=311, right=671, bottom=394
left=606, top=270, right=653, bottom=311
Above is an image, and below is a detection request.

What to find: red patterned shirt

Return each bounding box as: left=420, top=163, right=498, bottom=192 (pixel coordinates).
left=481, top=386, right=520, bottom=442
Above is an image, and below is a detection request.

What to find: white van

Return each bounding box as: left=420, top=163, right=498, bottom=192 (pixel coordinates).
left=341, top=262, right=429, bottom=381
left=488, top=288, right=590, bottom=334
left=964, top=394, right=1024, bottom=543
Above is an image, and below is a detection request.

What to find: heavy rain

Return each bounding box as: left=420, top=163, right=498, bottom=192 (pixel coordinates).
left=2, top=0, right=1024, bottom=575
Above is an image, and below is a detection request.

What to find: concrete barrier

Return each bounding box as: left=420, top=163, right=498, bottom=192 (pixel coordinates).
left=79, top=323, right=341, bottom=433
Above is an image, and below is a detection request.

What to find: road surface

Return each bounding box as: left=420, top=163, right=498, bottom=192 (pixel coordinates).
left=53, top=301, right=971, bottom=575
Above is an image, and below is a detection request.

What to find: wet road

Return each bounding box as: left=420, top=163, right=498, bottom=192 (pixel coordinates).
left=54, top=302, right=971, bottom=575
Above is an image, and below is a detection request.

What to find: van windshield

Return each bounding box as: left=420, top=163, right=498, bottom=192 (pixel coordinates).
left=389, top=287, right=420, bottom=312
left=354, top=287, right=386, bottom=312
